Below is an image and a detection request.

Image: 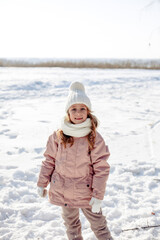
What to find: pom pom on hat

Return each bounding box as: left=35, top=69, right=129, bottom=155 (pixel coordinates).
left=65, top=82, right=91, bottom=112
left=70, top=82, right=85, bottom=92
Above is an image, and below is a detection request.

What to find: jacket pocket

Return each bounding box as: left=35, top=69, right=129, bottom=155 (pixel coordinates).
left=76, top=176, right=92, bottom=188
left=50, top=172, right=64, bottom=193
left=76, top=182, right=92, bottom=189
left=74, top=177, right=92, bottom=201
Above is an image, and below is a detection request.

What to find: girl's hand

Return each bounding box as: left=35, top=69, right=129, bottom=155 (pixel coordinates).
left=37, top=187, right=47, bottom=197
left=89, top=197, right=102, bottom=213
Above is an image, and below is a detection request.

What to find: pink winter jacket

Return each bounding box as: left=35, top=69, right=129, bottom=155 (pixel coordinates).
left=37, top=131, right=110, bottom=208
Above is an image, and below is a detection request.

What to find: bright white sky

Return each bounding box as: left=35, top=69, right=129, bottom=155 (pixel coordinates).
left=0, top=0, right=160, bottom=59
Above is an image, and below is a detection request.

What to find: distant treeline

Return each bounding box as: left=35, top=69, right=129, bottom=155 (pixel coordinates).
left=0, top=58, right=160, bottom=69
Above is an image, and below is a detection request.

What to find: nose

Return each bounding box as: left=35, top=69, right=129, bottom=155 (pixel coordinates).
left=76, top=109, right=81, bottom=115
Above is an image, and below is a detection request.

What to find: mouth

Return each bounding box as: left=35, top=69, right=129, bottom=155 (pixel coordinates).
left=75, top=118, right=83, bottom=120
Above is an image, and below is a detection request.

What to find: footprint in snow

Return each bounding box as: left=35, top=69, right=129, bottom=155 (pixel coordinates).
left=6, top=133, right=17, bottom=139
left=13, top=170, right=37, bottom=182
left=34, top=148, right=44, bottom=154
left=6, top=151, right=14, bottom=155
left=0, top=129, right=10, bottom=135
left=0, top=129, right=17, bottom=139
left=18, top=148, right=28, bottom=154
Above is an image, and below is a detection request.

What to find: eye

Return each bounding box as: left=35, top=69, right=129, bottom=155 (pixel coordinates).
left=81, top=108, right=86, bottom=111
left=71, top=108, right=76, bottom=112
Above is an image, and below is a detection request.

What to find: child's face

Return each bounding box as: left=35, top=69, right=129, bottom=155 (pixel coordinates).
left=68, top=104, right=88, bottom=124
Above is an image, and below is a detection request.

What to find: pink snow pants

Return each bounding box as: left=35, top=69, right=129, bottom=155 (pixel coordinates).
left=62, top=207, right=112, bottom=240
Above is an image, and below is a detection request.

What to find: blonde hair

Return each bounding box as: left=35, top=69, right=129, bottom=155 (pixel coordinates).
left=57, top=109, right=98, bottom=152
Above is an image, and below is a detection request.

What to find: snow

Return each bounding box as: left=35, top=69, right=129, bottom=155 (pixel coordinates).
left=0, top=67, right=160, bottom=240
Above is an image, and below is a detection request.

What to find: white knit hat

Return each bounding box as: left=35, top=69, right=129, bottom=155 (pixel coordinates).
left=65, top=82, right=91, bottom=112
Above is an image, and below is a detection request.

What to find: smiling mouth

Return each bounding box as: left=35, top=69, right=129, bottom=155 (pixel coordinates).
left=75, top=118, right=83, bottom=120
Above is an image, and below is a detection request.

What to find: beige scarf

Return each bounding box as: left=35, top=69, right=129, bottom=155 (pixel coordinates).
left=61, top=117, right=92, bottom=137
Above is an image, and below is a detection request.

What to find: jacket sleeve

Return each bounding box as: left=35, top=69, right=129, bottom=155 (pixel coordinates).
left=37, top=131, right=58, bottom=188
left=90, top=132, right=110, bottom=200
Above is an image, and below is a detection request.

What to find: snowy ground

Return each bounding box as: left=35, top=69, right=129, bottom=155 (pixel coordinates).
left=0, top=67, right=160, bottom=240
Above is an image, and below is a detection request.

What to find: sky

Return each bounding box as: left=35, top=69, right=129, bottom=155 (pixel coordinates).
left=0, top=0, right=160, bottom=59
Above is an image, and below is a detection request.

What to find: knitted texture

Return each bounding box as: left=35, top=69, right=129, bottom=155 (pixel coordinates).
left=65, top=82, right=91, bottom=112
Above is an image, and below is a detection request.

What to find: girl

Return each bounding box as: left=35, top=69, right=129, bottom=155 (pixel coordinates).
left=37, top=82, right=113, bottom=240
